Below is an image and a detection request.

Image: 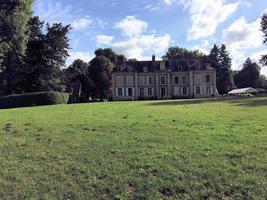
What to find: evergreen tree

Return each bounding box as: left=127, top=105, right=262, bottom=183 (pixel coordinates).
left=208, top=44, right=235, bottom=94
left=0, top=0, right=34, bottom=95
left=23, top=21, right=71, bottom=92
left=260, top=13, right=267, bottom=66
left=218, top=44, right=235, bottom=93
left=22, top=16, right=45, bottom=92
left=234, top=58, right=261, bottom=88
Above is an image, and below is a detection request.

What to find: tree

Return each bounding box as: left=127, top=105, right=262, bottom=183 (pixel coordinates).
left=234, top=58, right=261, bottom=88
left=208, top=44, right=235, bottom=94
left=260, top=13, right=267, bottom=66
left=163, top=46, right=205, bottom=60
left=23, top=21, right=71, bottom=92
left=63, top=59, right=94, bottom=101
left=95, top=48, right=118, bottom=64
left=22, top=16, right=45, bottom=93
left=218, top=44, right=235, bottom=93
left=0, top=0, right=34, bottom=95
left=88, top=56, right=114, bottom=100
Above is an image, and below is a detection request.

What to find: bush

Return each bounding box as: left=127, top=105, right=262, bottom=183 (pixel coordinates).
left=0, top=92, right=69, bottom=109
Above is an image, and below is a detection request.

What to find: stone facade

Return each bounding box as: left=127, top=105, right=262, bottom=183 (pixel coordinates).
left=112, top=56, right=217, bottom=100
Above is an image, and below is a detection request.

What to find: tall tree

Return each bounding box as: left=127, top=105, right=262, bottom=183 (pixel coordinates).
left=218, top=44, right=235, bottom=93
left=208, top=44, right=235, bottom=94
left=261, top=13, right=267, bottom=66
left=23, top=22, right=71, bottom=92
left=234, top=58, right=261, bottom=88
left=95, top=48, right=118, bottom=64
left=88, top=56, right=114, bottom=100
left=22, top=16, right=45, bottom=92
left=0, top=0, right=34, bottom=95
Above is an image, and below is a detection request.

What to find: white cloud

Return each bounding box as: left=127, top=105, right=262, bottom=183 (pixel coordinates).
left=179, top=0, right=239, bottom=40
left=162, top=0, right=176, bottom=5
left=222, top=17, right=263, bottom=50
left=67, top=52, right=94, bottom=66
left=114, top=16, right=148, bottom=38
left=143, top=4, right=161, bottom=12
left=222, top=16, right=264, bottom=71
left=72, top=17, right=92, bottom=30
left=111, top=34, right=171, bottom=59
left=251, top=50, right=267, bottom=62
left=96, top=35, right=114, bottom=46
left=34, top=1, right=75, bottom=24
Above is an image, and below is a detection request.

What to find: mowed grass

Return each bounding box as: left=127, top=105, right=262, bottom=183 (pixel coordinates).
left=0, top=97, right=266, bottom=199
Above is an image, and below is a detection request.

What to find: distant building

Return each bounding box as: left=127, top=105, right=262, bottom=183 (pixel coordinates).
left=112, top=55, right=218, bottom=100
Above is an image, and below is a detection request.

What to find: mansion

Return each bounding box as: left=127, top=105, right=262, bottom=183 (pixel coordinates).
left=112, top=55, right=218, bottom=100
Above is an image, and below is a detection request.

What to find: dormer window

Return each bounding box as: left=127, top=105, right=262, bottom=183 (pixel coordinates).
left=143, top=67, right=148, bottom=73
left=127, top=66, right=133, bottom=72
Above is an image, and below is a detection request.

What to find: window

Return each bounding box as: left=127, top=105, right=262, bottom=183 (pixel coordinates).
left=183, top=76, right=187, bottom=84
left=206, top=86, right=211, bottom=95
left=118, top=88, right=123, bottom=96
left=126, top=76, right=134, bottom=85
left=140, top=88, right=144, bottom=97
left=174, top=76, right=179, bottom=85
left=143, top=67, right=148, bottom=73
left=116, top=76, right=124, bottom=86
left=148, top=88, right=153, bottom=96
left=148, top=77, right=152, bottom=85
left=206, top=75, right=211, bottom=83
left=128, top=88, right=133, bottom=96
left=183, top=87, right=187, bottom=95
left=196, top=86, right=201, bottom=95
left=139, top=76, right=145, bottom=85
left=160, top=76, right=166, bottom=84
left=174, top=87, right=179, bottom=95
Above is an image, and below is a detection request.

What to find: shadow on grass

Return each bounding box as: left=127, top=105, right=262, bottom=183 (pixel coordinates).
left=148, top=97, right=267, bottom=107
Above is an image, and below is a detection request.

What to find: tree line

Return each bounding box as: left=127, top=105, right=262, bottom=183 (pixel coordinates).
left=0, top=0, right=267, bottom=100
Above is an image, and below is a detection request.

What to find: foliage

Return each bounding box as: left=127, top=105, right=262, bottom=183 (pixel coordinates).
left=0, top=91, right=69, bottom=109
left=23, top=18, right=71, bottom=92
left=260, top=13, right=267, bottom=66
left=234, top=58, right=262, bottom=88
left=95, top=48, right=118, bottom=64
left=163, top=46, right=205, bottom=60
left=0, top=98, right=266, bottom=199
left=64, top=59, right=95, bottom=101
left=208, top=44, right=235, bottom=94
left=88, top=55, right=114, bottom=100
left=0, top=0, right=34, bottom=95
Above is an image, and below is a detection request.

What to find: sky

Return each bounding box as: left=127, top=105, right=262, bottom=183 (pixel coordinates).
left=33, top=0, right=267, bottom=75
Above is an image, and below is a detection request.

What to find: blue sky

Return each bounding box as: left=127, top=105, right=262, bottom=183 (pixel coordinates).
left=33, top=0, right=267, bottom=75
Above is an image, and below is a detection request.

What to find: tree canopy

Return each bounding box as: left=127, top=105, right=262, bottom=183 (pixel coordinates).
left=234, top=58, right=261, bottom=88
left=163, top=46, right=205, bottom=60
left=0, top=0, right=34, bottom=95
left=261, top=13, right=267, bottom=66
left=208, top=44, right=235, bottom=94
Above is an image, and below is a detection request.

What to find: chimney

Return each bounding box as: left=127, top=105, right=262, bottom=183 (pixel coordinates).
left=152, top=55, right=156, bottom=62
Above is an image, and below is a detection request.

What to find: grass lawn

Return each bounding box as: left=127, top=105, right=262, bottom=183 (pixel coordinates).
left=0, top=97, right=266, bottom=199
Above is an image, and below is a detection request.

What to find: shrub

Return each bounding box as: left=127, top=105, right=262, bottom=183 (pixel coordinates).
left=0, top=92, right=69, bottom=109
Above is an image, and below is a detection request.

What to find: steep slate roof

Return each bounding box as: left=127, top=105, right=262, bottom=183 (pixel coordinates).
left=113, top=58, right=214, bottom=73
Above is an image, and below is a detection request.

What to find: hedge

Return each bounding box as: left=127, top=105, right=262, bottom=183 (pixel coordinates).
left=0, top=92, right=69, bottom=109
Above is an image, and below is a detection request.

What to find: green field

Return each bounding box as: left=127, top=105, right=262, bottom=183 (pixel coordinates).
left=0, top=97, right=266, bottom=199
